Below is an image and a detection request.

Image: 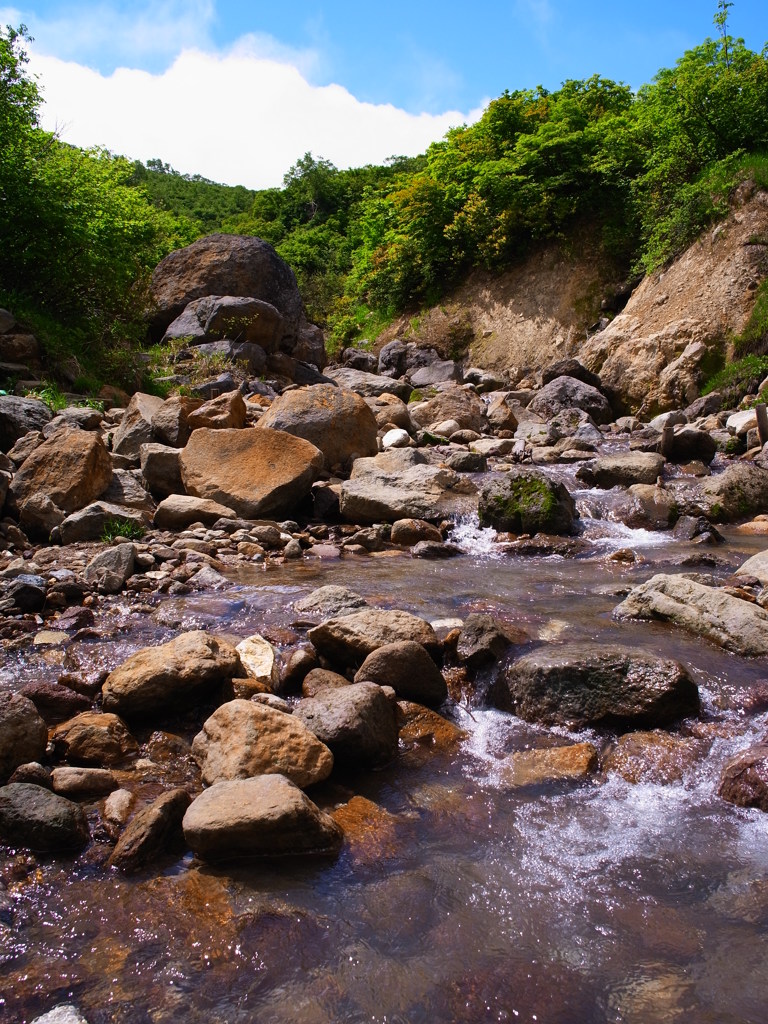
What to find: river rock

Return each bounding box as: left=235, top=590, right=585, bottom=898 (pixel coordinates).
left=235, top=634, right=279, bottom=688
left=500, top=742, right=598, bottom=787
left=325, top=367, right=412, bottom=403
left=192, top=699, right=334, bottom=787
left=52, top=711, right=139, bottom=766
left=354, top=641, right=447, bottom=706
left=107, top=788, right=191, bottom=872
left=153, top=493, right=237, bottom=530
left=182, top=774, right=343, bottom=859
left=456, top=613, right=518, bottom=669
left=151, top=394, right=203, bottom=447
left=59, top=502, right=148, bottom=544
left=102, top=631, right=240, bottom=717
left=83, top=543, right=135, bottom=594
left=339, top=448, right=476, bottom=524
left=294, top=682, right=398, bottom=770
left=0, top=395, right=52, bottom=451
left=542, top=359, right=603, bottom=390
left=409, top=388, right=487, bottom=433
left=528, top=376, right=613, bottom=425
left=390, top=518, right=443, bottom=545
left=615, top=573, right=768, bottom=656
left=576, top=452, right=665, bottom=488
left=18, top=681, right=91, bottom=724
left=665, top=426, right=717, bottom=464
left=0, top=783, right=90, bottom=851
left=257, top=384, right=378, bottom=468
left=180, top=427, right=323, bottom=518
left=10, top=427, right=112, bottom=513
left=478, top=469, right=576, bottom=534
left=51, top=767, right=118, bottom=797
left=736, top=549, right=768, bottom=586
left=365, top=393, right=413, bottom=431
left=187, top=390, right=247, bottom=431
left=112, top=393, right=166, bottom=459
left=0, top=692, right=48, bottom=782
left=604, top=731, right=705, bottom=784
left=492, top=643, right=699, bottom=728
left=718, top=744, right=768, bottom=811
left=301, top=668, right=350, bottom=697
left=695, top=464, right=768, bottom=522
left=308, top=608, right=440, bottom=668
left=150, top=235, right=304, bottom=340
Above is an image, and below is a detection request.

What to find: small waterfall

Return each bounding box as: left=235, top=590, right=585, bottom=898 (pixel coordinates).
left=449, top=513, right=503, bottom=557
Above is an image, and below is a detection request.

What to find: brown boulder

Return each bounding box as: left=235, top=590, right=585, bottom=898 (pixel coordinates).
left=180, top=427, right=323, bottom=519
left=153, top=493, right=237, bottom=529
left=191, top=699, right=334, bottom=788
left=149, top=234, right=304, bottom=340
left=500, top=742, right=598, bottom=787
left=10, top=427, right=112, bottom=513
left=107, top=788, right=191, bottom=872
left=409, top=387, right=487, bottom=433
left=187, top=390, right=247, bottom=431
left=308, top=608, right=440, bottom=669
left=604, top=730, right=706, bottom=784
left=112, top=393, right=166, bottom=459
left=102, top=631, right=240, bottom=717
left=182, top=774, right=343, bottom=860
left=51, top=711, right=139, bottom=766
left=354, top=641, right=447, bottom=706
left=257, top=384, right=378, bottom=468
left=0, top=692, right=48, bottom=782
left=718, top=744, right=768, bottom=811
left=151, top=395, right=203, bottom=447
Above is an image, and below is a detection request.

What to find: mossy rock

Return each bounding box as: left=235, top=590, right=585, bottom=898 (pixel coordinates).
left=479, top=470, right=577, bottom=535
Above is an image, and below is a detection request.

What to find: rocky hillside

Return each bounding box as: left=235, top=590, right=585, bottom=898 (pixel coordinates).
left=377, top=183, right=768, bottom=415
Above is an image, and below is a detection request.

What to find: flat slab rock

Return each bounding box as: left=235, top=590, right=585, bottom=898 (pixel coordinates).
left=492, top=642, right=699, bottom=728
left=182, top=774, right=343, bottom=860
left=615, top=573, right=768, bottom=657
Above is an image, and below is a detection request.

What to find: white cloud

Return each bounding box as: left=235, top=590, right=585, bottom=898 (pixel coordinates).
left=29, top=44, right=484, bottom=189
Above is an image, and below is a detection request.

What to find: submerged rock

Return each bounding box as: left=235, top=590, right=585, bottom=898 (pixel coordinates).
left=604, top=731, right=706, bottom=784
left=294, top=585, right=368, bottom=620
left=493, top=643, right=699, bottom=728
left=182, top=774, right=343, bottom=860
left=615, top=573, right=768, bottom=657
left=718, top=745, right=768, bottom=811
left=500, top=742, right=598, bottom=787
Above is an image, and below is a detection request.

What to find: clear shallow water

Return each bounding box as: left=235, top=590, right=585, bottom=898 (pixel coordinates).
left=2, top=520, right=768, bottom=1024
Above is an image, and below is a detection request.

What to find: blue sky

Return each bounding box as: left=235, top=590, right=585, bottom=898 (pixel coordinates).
left=2, top=0, right=766, bottom=188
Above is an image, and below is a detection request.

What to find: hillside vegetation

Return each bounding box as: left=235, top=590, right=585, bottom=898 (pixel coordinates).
left=1, top=7, right=767, bottom=392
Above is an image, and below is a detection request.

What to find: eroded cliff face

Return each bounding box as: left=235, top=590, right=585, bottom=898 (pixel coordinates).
left=580, top=183, right=768, bottom=414
left=381, top=183, right=768, bottom=414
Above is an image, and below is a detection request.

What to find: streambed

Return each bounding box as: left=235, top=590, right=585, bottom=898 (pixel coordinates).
left=2, top=511, right=768, bottom=1024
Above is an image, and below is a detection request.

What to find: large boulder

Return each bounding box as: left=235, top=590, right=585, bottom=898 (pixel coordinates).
left=0, top=692, right=48, bottom=782
left=541, top=359, right=602, bottom=390
left=0, top=395, right=52, bottom=451
left=181, top=774, right=343, bottom=860
left=10, top=427, right=112, bottom=513
left=308, top=608, right=439, bottom=668
left=492, top=643, right=699, bottom=728
left=409, top=388, right=487, bottom=433
left=191, top=699, right=334, bottom=787
left=354, top=641, right=447, bottom=707
left=0, top=783, right=90, bottom=851
left=149, top=234, right=304, bottom=340
left=294, top=682, right=399, bottom=770
left=575, top=453, right=666, bottom=489
left=140, top=443, right=184, bottom=499
left=339, top=448, right=476, bottom=524
left=693, top=464, right=768, bottom=523
left=112, top=393, right=166, bottom=460
left=186, top=390, right=247, bottom=431
left=102, top=631, right=240, bottom=717
left=257, top=384, right=378, bottom=468
left=478, top=469, right=577, bottom=534
left=162, top=294, right=287, bottom=351
left=179, top=427, right=323, bottom=518
left=528, top=376, right=613, bottom=425
left=325, top=367, right=412, bottom=403
left=615, top=573, right=768, bottom=657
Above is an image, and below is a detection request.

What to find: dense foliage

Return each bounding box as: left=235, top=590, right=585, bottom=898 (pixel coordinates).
left=1, top=8, right=767, bottom=381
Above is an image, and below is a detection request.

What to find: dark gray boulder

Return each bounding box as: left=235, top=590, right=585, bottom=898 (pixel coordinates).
left=294, top=682, right=399, bottom=770
left=0, top=396, right=52, bottom=452
left=528, top=376, right=613, bottom=425
left=354, top=641, right=447, bottom=707
left=0, top=783, right=90, bottom=851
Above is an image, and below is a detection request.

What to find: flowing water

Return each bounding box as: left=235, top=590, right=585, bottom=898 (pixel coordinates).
left=2, top=501, right=768, bottom=1024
